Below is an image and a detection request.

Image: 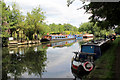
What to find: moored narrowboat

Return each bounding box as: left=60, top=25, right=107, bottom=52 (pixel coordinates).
left=83, top=33, right=94, bottom=38
left=40, top=33, right=76, bottom=42
left=75, top=34, right=83, bottom=40
left=71, top=39, right=110, bottom=77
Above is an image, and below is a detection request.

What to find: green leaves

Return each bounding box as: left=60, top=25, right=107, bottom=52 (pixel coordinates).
left=78, top=22, right=114, bottom=37
left=25, top=6, right=46, bottom=39
left=49, top=23, right=78, bottom=35
left=2, top=0, right=80, bottom=41
left=84, top=2, right=120, bottom=29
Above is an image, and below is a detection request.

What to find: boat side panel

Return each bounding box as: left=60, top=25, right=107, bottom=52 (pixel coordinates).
left=51, top=35, right=75, bottom=40
left=81, top=45, right=95, bottom=53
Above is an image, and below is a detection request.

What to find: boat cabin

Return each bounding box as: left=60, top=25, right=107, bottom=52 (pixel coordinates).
left=71, top=39, right=110, bottom=73
left=81, top=39, right=110, bottom=59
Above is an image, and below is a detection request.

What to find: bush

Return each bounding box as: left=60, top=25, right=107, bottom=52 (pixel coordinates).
left=2, top=37, right=9, bottom=47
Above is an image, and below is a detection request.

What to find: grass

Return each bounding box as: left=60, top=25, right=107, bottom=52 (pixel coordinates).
left=84, top=38, right=120, bottom=80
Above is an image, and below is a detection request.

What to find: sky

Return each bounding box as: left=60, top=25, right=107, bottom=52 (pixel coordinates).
left=4, top=0, right=91, bottom=28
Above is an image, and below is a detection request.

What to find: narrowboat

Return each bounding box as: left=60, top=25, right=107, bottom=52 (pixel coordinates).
left=83, top=33, right=94, bottom=38
left=40, top=33, right=75, bottom=42
left=71, top=39, right=110, bottom=78
left=75, top=34, right=83, bottom=40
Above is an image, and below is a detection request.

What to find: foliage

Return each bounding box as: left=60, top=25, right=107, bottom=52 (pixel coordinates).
left=25, top=7, right=45, bottom=40
left=49, top=23, right=78, bottom=35
left=84, top=2, right=120, bottom=29
left=67, top=0, right=120, bottom=29
left=115, top=26, right=120, bottom=35
left=1, top=1, right=10, bottom=37
left=49, top=23, right=59, bottom=33
left=78, top=22, right=114, bottom=37
left=2, top=0, right=80, bottom=44
left=2, top=37, right=9, bottom=47
left=9, top=3, right=22, bottom=36
left=2, top=46, right=47, bottom=79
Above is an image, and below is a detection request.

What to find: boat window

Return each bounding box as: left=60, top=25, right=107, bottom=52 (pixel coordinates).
left=94, top=46, right=101, bottom=58
left=81, top=45, right=94, bottom=53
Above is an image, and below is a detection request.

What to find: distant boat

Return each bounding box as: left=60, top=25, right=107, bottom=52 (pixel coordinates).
left=83, top=33, right=94, bottom=38
left=83, top=37, right=93, bottom=41
left=40, top=33, right=75, bottom=42
left=75, top=34, right=83, bottom=40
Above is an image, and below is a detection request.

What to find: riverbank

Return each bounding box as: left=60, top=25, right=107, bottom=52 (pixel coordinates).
left=84, top=38, right=120, bottom=80
left=8, top=40, right=41, bottom=47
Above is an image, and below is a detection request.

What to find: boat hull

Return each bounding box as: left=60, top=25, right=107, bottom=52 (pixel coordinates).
left=40, top=37, right=75, bottom=42
left=40, top=35, right=76, bottom=42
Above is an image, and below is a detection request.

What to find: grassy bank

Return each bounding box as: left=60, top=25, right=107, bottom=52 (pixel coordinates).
left=84, top=38, right=120, bottom=79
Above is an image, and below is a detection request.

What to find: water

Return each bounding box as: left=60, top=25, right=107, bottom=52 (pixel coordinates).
left=2, top=40, right=85, bottom=79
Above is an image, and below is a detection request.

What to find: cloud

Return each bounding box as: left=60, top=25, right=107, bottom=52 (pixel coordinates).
left=4, top=0, right=91, bottom=27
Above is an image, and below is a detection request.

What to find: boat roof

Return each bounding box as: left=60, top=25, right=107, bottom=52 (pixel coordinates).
left=44, top=34, right=68, bottom=36
left=82, top=39, right=110, bottom=47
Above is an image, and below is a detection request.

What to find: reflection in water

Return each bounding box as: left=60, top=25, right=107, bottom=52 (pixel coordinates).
left=2, top=39, right=79, bottom=79
left=3, top=38, right=96, bottom=79
left=46, top=40, right=77, bottom=48
left=2, top=45, right=47, bottom=79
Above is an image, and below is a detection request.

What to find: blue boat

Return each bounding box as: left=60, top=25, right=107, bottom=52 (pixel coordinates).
left=71, top=39, right=110, bottom=79
left=75, top=34, right=83, bottom=40
left=40, top=35, right=75, bottom=42
left=40, top=33, right=83, bottom=42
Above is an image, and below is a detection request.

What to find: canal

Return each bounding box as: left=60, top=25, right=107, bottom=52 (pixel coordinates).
left=2, top=39, right=92, bottom=79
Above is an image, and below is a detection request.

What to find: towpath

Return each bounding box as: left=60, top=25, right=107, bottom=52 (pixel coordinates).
left=115, top=41, right=120, bottom=80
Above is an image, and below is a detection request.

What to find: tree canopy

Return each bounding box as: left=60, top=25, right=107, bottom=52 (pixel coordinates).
left=67, top=0, right=120, bottom=29
left=1, top=0, right=79, bottom=42
left=78, top=22, right=114, bottom=37
left=84, top=2, right=120, bottom=29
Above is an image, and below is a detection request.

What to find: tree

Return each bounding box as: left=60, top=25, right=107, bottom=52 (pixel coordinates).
left=78, top=22, right=114, bottom=37
left=9, top=3, right=22, bottom=37
left=16, top=15, right=26, bottom=41
left=1, top=1, right=11, bottom=37
left=63, top=23, right=73, bottom=31
left=84, top=2, right=120, bottom=29
left=58, top=24, right=64, bottom=33
left=39, top=23, right=51, bottom=36
left=78, top=22, right=94, bottom=33
left=67, top=0, right=120, bottom=29
left=115, top=26, right=120, bottom=35
left=25, top=6, right=45, bottom=40
left=49, top=23, right=59, bottom=33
